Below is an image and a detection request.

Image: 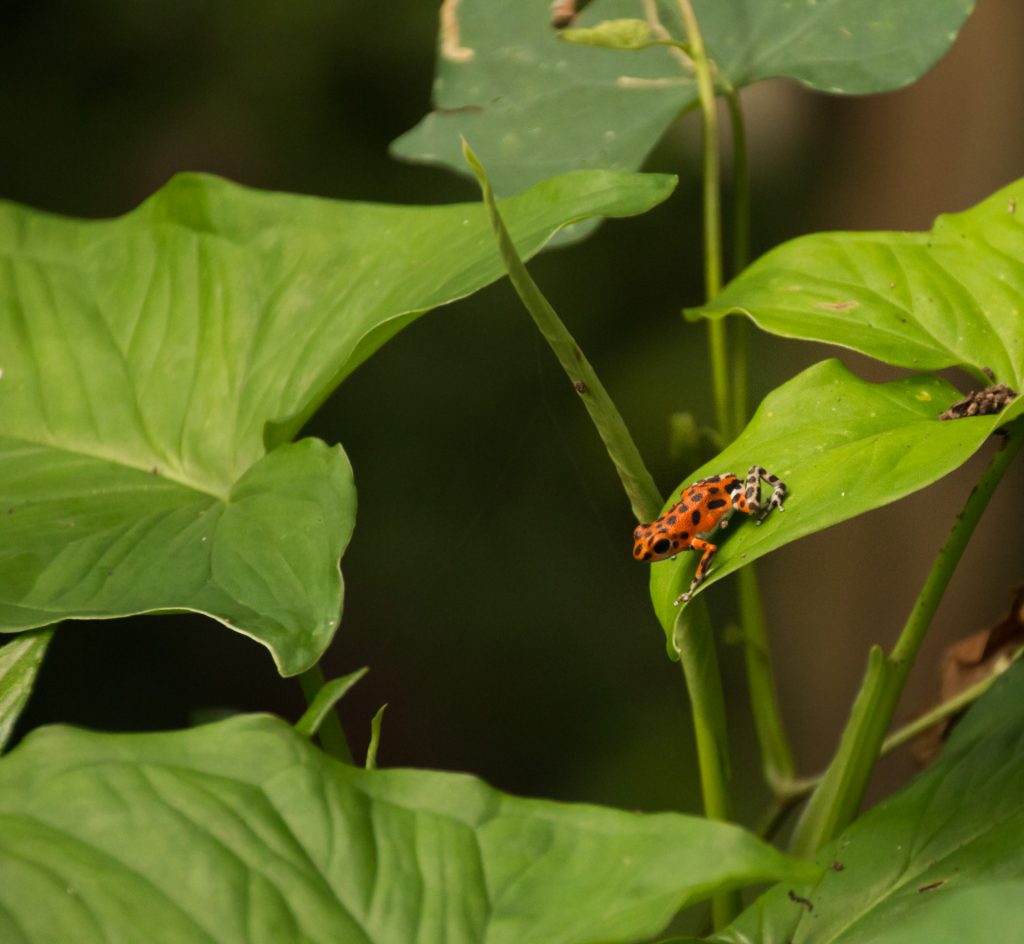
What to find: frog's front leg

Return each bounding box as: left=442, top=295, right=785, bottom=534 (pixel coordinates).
left=740, top=465, right=787, bottom=523
left=674, top=537, right=718, bottom=605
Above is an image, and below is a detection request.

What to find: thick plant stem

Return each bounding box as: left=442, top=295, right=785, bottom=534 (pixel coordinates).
left=463, top=141, right=662, bottom=523
left=790, top=420, right=1024, bottom=857
left=674, top=597, right=741, bottom=929
left=298, top=664, right=354, bottom=763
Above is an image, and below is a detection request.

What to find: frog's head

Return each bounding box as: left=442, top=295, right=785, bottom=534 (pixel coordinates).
left=632, top=521, right=679, bottom=562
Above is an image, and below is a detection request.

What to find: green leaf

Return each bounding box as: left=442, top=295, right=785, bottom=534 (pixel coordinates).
left=0, top=628, right=53, bottom=754
left=648, top=360, right=1022, bottom=636
left=294, top=667, right=367, bottom=739
left=0, top=170, right=674, bottom=675
left=714, top=662, right=1024, bottom=944
left=365, top=702, right=387, bottom=769
left=695, top=0, right=975, bottom=94
left=691, top=178, right=1024, bottom=387
left=0, top=715, right=815, bottom=944
left=559, top=18, right=661, bottom=50
left=393, top=0, right=973, bottom=195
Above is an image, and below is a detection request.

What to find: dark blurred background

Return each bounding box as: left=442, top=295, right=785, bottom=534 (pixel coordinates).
left=3, top=0, right=1023, bottom=827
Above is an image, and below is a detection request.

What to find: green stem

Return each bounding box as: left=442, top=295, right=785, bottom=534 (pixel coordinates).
left=298, top=664, right=354, bottom=763
left=760, top=641, right=1023, bottom=840
left=721, top=87, right=797, bottom=793
left=881, top=644, right=1023, bottom=753
left=674, top=6, right=741, bottom=927
left=674, top=597, right=741, bottom=928
left=725, top=88, right=751, bottom=278
left=677, top=0, right=730, bottom=443
left=790, top=419, right=1024, bottom=857
left=738, top=567, right=796, bottom=788
left=462, top=142, right=662, bottom=523
left=724, top=87, right=751, bottom=437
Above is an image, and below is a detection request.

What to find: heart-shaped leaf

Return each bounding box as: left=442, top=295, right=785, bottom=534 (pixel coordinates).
left=691, top=178, right=1024, bottom=388
left=647, top=360, right=1022, bottom=637
left=0, top=170, right=675, bottom=674
left=0, top=714, right=815, bottom=943
left=393, top=0, right=973, bottom=196
left=713, top=662, right=1024, bottom=944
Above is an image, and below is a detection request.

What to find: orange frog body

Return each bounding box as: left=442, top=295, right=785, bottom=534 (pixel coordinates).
left=632, top=466, right=786, bottom=605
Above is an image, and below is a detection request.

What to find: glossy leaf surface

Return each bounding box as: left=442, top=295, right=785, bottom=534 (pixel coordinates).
left=692, top=178, right=1024, bottom=388
left=393, top=0, right=973, bottom=195
left=648, top=360, right=1022, bottom=636
left=713, top=662, right=1024, bottom=944
left=0, top=170, right=674, bottom=674
left=0, top=714, right=815, bottom=943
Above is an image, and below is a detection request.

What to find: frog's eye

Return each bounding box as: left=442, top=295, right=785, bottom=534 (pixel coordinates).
left=652, top=538, right=671, bottom=555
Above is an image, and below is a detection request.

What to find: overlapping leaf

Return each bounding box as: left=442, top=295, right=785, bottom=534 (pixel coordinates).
left=691, top=178, right=1024, bottom=388
left=713, top=662, right=1024, bottom=944
left=393, top=0, right=973, bottom=196
left=0, top=714, right=815, bottom=943
left=0, top=170, right=675, bottom=674
left=648, top=360, right=1022, bottom=636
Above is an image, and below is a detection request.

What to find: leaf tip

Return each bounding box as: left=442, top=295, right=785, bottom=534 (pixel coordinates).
left=460, top=138, right=486, bottom=185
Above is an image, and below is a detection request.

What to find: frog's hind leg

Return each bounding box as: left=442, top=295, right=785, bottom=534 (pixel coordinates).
left=674, top=537, right=718, bottom=605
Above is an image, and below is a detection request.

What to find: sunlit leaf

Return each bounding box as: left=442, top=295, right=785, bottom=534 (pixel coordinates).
left=0, top=714, right=816, bottom=943
left=0, top=170, right=674, bottom=674
left=691, top=177, right=1024, bottom=388
left=648, top=360, right=1021, bottom=636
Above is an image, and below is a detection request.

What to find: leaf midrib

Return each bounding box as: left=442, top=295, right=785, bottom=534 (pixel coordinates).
left=0, top=431, right=232, bottom=504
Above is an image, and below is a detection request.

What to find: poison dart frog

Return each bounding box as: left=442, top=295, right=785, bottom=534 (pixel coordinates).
left=632, top=466, right=786, bottom=605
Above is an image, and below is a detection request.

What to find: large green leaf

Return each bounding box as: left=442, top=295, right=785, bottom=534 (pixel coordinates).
left=0, top=170, right=675, bottom=675
left=713, top=662, right=1024, bottom=944
left=691, top=178, right=1024, bottom=388
left=0, top=714, right=814, bottom=943
left=647, top=360, right=1022, bottom=636
left=393, top=0, right=973, bottom=195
